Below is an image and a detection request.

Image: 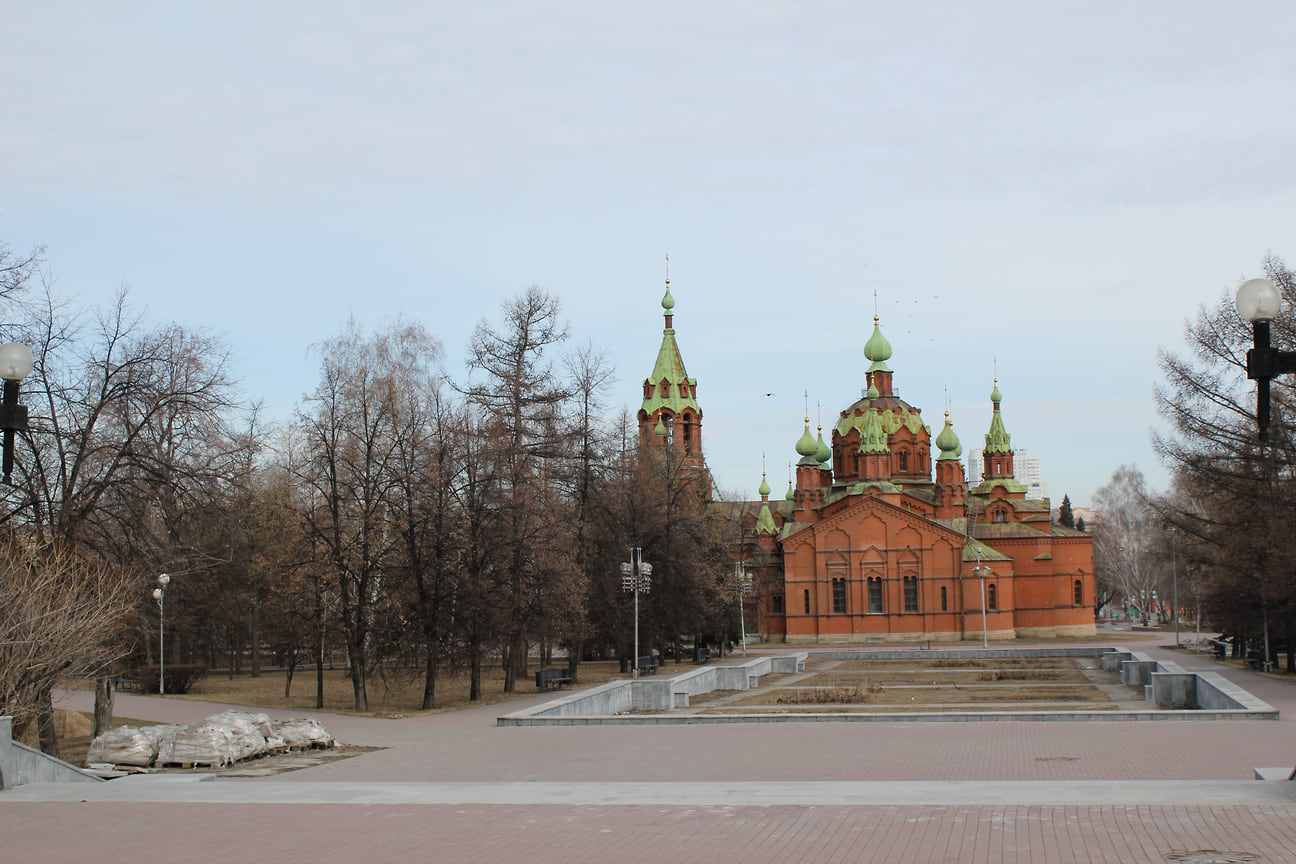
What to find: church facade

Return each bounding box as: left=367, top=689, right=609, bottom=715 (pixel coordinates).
left=638, top=282, right=1096, bottom=644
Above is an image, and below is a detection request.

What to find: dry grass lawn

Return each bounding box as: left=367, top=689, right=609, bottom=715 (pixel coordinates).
left=173, top=660, right=632, bottom=718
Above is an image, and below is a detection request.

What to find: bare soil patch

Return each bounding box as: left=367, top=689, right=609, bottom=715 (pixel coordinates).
left=700, top=656, right=1135, bottom=714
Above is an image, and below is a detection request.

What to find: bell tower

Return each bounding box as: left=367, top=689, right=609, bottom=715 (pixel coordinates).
left=638, top=269, right=706, bottom=476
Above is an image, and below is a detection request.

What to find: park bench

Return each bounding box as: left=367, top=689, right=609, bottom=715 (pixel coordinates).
left=636, top=656, right=659, bottom=675
left=115, top=671, right=145, bottom=692
left=1246, top=649, right=1267, bottom=671
left=693, top=647, right=712, bottom=664
left=535, top=666, right=573, bottom=692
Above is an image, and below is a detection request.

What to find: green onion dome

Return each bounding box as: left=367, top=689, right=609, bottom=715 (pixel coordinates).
left=795, top=420, right=818, bottom=457
left=935, top=412, right=961, bottom=461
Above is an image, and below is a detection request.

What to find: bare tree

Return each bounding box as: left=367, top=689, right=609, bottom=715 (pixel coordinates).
left=462, top=287, right=575, bottom=692
left=297, top=319, right=439, bottom=710
left=3, top=283, right=240, bottom=739
left=1092, top=465, right=1165, bottom=624
left=0, top=538, right=137, bottom=755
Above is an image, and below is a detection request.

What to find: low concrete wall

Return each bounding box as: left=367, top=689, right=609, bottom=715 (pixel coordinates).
left=1197, top=671, right=1275, bottom=713
left=499, top=654, right=809, bottom=724
left=1151, top=673, right=1197, bottom=708
left=0, top=716, right=102, bottom=790
left=1121, top=657, right=1158, bottom=686
left=500, top=649, right=1278, bottom=726
left=1102, top=651, right=1133, bottom=671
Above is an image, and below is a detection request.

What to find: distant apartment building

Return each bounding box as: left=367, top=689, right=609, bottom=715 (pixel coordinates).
left=967, top=448, right=1048, bottom=500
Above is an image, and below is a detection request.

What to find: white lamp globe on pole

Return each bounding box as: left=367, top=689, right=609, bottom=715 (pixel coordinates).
left=1236, top=278, right=1281, bottom=323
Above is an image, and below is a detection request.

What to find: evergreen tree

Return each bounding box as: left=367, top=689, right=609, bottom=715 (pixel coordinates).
left=1057, top=494, right=1075, bottom=528
left=1075, top=516, right=1086, bottom=532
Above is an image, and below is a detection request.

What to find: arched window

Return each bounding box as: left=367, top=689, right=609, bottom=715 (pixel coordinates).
left=803, top=589, right=810, bottom=615
left=898, top=450, right=909, bottom=472
left=903, top=575, right=918, bottom=612
left=1074, top=579, right=1083, bottom=605
left=940, top=586, right=948, bottom=612
left=867, top=577, right=884, bottom=613
left=832, top=578, right=847, bottom=614
left=987, top=583, right=998, bottom=611
left=994, top=509, right=1006, bottom=523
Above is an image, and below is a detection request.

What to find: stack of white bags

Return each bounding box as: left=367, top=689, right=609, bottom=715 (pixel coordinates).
left=87, top=711, right=334, bottom=768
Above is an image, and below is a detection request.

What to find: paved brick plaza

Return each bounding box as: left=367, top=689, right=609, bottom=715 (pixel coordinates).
left=4, top=636, right=1296, bottom=863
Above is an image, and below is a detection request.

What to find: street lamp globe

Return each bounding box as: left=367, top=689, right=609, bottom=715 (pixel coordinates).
left=152, top=587, right=163, bottom=601
left=1236, top=278, right=1282, bottom=323
left=158, top=573, right=171, bottom=587
left=0, top=343, right=33, bottom=382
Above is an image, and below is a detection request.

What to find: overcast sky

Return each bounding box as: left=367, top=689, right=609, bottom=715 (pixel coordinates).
left=3, top=2, right=1294, bottom=508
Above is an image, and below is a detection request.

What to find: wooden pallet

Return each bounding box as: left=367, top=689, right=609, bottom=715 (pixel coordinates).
left=158, top=761, right=219, bottom=769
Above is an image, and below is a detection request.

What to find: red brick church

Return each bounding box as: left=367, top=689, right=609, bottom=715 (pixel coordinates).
left=637, top=281, right=1096, bottom=643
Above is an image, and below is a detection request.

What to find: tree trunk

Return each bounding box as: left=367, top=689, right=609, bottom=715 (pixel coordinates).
left=36, top=688, right=58, bottom=757
left=315, top=632, right=325, bottom=710
left=284, top=649, right=297, bottom=699
left=566, top=638, right=581, bottom=681
left=316, top=592, right=327, bottom=709
left=348, top=635, right=368, bottom=711
left=421, top=644, right=439, bottom=711
left=469, top=633, right=483, bottom=701
left=250, top=598, right=262, bottom=678
left=93, top=677, right=114, bottom=737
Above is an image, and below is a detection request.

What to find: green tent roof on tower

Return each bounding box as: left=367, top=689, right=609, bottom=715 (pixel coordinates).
left=858, top=408, right=889, bottom=453
left=984, top=379, right=1012, bottom=454
left=640, top=282, right=701, bottom=419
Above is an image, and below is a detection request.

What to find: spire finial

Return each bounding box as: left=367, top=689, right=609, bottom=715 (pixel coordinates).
left=661, top=256, right=676, bottom=315
left=804, top=390, right=809, bottom=425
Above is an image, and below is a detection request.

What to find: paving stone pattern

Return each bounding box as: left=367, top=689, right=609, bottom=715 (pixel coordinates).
left=4, top=635, right=1296, bottom=863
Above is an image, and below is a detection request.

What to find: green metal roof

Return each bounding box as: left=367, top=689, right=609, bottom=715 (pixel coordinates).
left=935, top=414, right=961, bottom=461
left=863, top=318, right=892, bottom=373
left=795, top=423, right=818, bottom=457
left=640, top=329, right=700, bottom=418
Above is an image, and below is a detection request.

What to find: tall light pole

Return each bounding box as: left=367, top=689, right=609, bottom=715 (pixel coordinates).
left=734, top=562, right=751, bottom=656
left=1236, top=277, right=1289, bottom=672
left=153, top=573, right=170, bottom=694
left=0, top=342, right=34, bottom=484
left=1235, top=278, right=1296, bottom=444
left=620, top=548, right=652, bottom=677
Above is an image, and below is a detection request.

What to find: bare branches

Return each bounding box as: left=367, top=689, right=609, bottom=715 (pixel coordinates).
left=0, top=538, right=138, bottom=737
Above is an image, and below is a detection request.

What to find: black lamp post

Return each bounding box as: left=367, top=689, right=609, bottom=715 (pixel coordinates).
left=1235, top=278, right=1296, bottom=443
left=0, top=342, right=33, bottom=484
